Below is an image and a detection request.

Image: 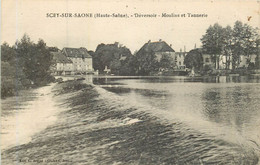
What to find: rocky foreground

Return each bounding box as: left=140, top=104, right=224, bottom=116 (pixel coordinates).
left=1, top=80, right=259, bottom=165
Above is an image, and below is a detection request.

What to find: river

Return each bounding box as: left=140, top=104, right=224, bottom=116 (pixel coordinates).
left=1, top=84, right=60, bottom=150
left=1, top=75, right=260, bottom=164
left=93, top=75, right=260, bottom=164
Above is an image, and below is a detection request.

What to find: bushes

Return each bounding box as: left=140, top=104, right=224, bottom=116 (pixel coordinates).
left=1, top=78, right=16, bottom=98
left=1, top=35, right=55, bottom=98
left=1, top=62, right=22, bottom=98
left=54, top=80, right=93, bottom=95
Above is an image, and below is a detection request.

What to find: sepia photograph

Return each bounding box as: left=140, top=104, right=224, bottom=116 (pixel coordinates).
left=1, top=0, right=260, bottom=164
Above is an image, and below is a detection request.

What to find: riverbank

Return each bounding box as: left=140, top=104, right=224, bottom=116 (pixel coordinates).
left=1, top=75, right=55, bottom=99
left=1, top=80, right=259, bottom=164
left=199, top=68, right=260, bottom=77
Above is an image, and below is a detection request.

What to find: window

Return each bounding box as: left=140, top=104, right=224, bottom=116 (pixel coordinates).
left=205, top=58, right=209, bottom=62
left=179, top=61, right=181, bottom=65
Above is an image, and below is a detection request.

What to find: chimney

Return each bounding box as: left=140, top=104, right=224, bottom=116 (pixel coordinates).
left=184, top=46, right=186, bottom=52
left=148, top=40, right=151, bottom=43
left=180, top=48, right=182, bottom=52
left=170, top=44, right=172, bottom=47
left=159, top=39, right=162, bottom=42
left=194, top=43, right=197, bottom=49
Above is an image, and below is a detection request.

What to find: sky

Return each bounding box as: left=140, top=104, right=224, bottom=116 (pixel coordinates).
left=1, top=0, right=259, bottom=53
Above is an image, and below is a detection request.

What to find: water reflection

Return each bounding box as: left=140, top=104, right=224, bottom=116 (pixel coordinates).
left=92, top=75, right=260, bottom=85
left=201, top=85, right=260, bottom=140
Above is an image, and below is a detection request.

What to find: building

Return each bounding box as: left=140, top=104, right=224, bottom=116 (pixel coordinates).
left=62, top=47, right=93, bottom=74
left=175, top=49, right=187, bottom=70
left=218, top=54, right=257, bottom=69
left=137, top=40, right=175, bottom=64
left=137, top=40, right=175, bottom=61
left=218, top=55, right=232, bottom=70
left=237, top=54, right=257, bottom=68
left=50, top=51, right=73, bottom=75
left=202, top=54, right=214, bottom=69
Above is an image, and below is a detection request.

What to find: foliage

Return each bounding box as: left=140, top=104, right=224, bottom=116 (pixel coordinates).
left=255, top=41, right=260, bottom=69
left=159, top=53, right=174, bottom=70
left=1, top=42, right=16, bottom=63
left=255, top=56, right=260, bottom=69
left=1, top=34, right=54, bottom=98
left=201, top=21, right=260, bottom=70
left=201, top=23, right=225, bottom=69
left=119, top=55, right=139, bottom=75
left=136, top=50, right=159, bottom=75
left=222, top=26, right=233, bottom=69
left=15, top=36, right=54, bottom=85
left=201, top=23, right=224, bottom=55
left=231, top=21, right=258, bottom=68
left=48, top=46, right=59, bottom=52
left=1, top=61, right=18, bottom=97
left=184, top=48, right=203, bottom=71
left=110, top=59, right=121, bottom=75
left=93, top=42, right=132, bottom=73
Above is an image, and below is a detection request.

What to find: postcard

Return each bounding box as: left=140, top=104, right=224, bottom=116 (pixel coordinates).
left=1, top=0, right=260, bottom=164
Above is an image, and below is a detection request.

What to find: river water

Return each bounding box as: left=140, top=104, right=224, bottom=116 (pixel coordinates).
left=1, top=75, right=260, bottom=164
left=1, top=84, right=60, bottom=150
left=92, top=75, right=260, bottom=163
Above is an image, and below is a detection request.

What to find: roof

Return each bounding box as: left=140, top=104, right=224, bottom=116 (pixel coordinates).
left=137, top=41, right=175, bottom=54
left=62, top=47, right=92, bottom=58
left=51, top=52, right=73, bottom=63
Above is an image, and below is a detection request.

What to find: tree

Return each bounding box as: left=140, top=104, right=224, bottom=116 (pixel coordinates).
left=201, top=21, right=259, bottom=70
left=119, top=55, right=139, bottom=75
left=1, top=61, right=17, bottom=97
left=1, top=42, right=25, bottom=97
left=33, top=39, right=53, bottom=85
left=232, top=21, right=246, bottom=69
left=48, top=46, right=59, bottom=52
left=159, top=53, right=174, bottom=70
left=201, top=23, right=225, bottom=69
left=1, top=42, right=16, bottom=63
left=222, top=26, right=233, bottom=69
left=110, top=59, right=121, bottom=75
left=184, top=48, right=203, bottom=71
left=136, top=50, right=159, bottom=75
left=1, top=34, right=54, bottom=97
left=232, top=21, right=259, bottom=69
left=255, top=38, right=260, bottom=69
left=15, top=34, right=54, bottom=85
left=94, top=42, right=132, bottom=73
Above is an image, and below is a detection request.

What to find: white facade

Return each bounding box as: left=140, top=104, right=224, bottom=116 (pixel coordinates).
left=175, top=52, right=186, bottom=69
left=51, top=51, right=74, bottom=75
left=218, top=54, right=257, bottom=69
left=56, top=63, right=73, bottom=72
left=218, top=55, right=232, bottom=70
left=155, top=51, right=175, bottom=62
left=62, top=47, right=93, bottom=74
left=68, top=57, right=93, bottom=72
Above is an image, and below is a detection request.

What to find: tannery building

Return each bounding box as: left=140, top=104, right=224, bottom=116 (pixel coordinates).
left=51, top=47, right=93, bottom=75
